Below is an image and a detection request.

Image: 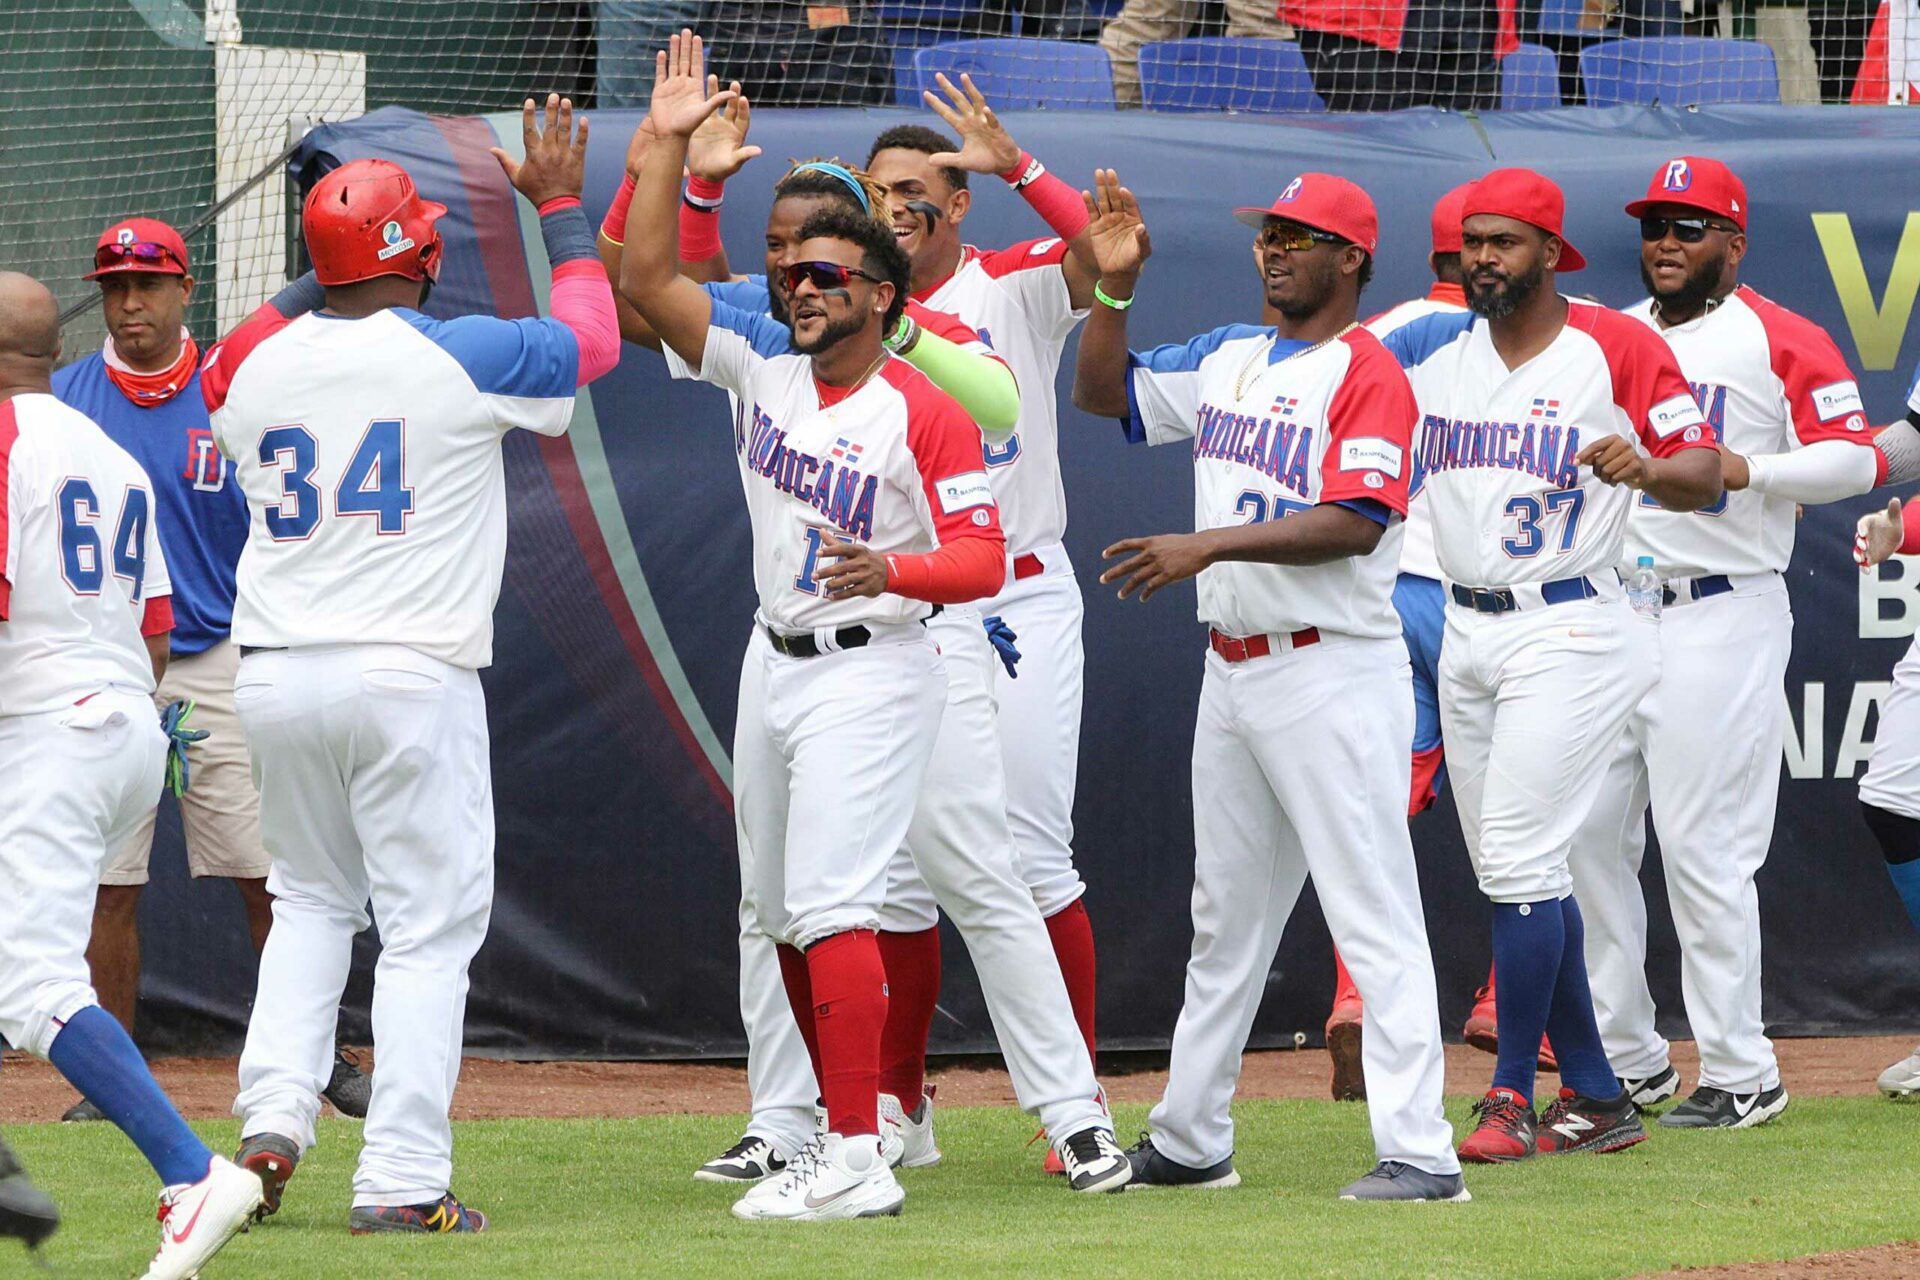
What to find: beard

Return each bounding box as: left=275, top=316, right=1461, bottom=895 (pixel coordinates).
left=790, top=306, right=868, bottom=356
left=1641, top=250, right=1725, bottom=317
left=1468, top=261, right=1544, bottom=320
left=1264, top=254, right=1338, bottom=320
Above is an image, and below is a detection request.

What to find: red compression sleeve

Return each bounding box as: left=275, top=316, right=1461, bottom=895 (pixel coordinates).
left=1001, top=151, right=1088, bottom=242
left=549, top=259, right=620, bottom=386
left=601, top=174, right=637, bottom=245
left=679, top=176, right=725, bottom=263
left=885, top=535, right=1005, bottom=604
left=1900, top=500, right=1920, bottom=556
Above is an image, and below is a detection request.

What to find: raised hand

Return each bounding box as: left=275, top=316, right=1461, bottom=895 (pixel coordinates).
left=1082, top=168, right=1151, bottom=283
left=647, top=29, right=738, bottom=140
left=490, top=92, right=589, bottom=207
left=688, top=76, right=763, bottom=181
left=922, top=73, right=1022, bottom=175
left=1857, top=495, right=1906, bottom=570
left=624, top=115, right=660, bottom=180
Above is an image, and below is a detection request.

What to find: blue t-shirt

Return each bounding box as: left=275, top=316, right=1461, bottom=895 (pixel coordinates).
left=53, top=352, right=248, bottom=655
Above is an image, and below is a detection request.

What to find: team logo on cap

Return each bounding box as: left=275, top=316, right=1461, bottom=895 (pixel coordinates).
left=116, top=227, right=137, bottom=246
left=1278, top=177, right=1303, bottom=203
left=375, top=219, right=417, bottom=261
left=1661, top=159, right=1692, bottom=192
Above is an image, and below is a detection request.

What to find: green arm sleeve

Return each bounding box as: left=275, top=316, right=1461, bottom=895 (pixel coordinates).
left=898, top=328, right=1022, bottom=441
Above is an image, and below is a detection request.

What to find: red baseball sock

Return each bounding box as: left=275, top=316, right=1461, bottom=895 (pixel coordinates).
left=806, top=929, right=889, bottom=1138
left=1331, top=948, right=1361, bottom=1011
left=1044, top=900, right=1097, bottom=1064
left=775, top=943, right=824, bottom=1087
left=877, top=927, right=941, bottom=1104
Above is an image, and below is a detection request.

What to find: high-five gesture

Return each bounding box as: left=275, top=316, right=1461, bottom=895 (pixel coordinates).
left=922, top=73, right=1022, bottom=175
left=490, top=92, right=589, bottom=207
left=1857, top=496, right=1908, bottom=570
left=1084, top=169, right=1151, bottom=285
left=688, top=75, right=762, bottom=181
left=648, top=30, right=738, bottom=140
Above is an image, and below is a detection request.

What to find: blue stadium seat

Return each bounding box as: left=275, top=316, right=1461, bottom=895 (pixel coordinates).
left=913, top=37, right=1118, bottom=109
left=878, top=0, right=984, bottom=21
left=1136, top=38, right=1325, bottom=114
left=1535, top=0, right=1595, bottom=39
left=1578, top=36, right=1780, bottom=106
left=1501, top=42, right=1562, bottom=109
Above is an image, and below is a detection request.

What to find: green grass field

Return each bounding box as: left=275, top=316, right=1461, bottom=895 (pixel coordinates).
left=9, top=1097, right=1917, bottom=1278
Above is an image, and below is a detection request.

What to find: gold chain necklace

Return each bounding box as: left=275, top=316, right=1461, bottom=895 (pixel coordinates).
left=1233, top=321, right=1360, bottom=401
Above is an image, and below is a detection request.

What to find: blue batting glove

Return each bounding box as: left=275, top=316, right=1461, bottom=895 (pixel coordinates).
left=983, top=614, right=1021, bottom=679
left=159, top=699, right=210, bottom=797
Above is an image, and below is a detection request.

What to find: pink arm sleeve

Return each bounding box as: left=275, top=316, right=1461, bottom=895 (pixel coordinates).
left=549, top=258, right=620, bottom=387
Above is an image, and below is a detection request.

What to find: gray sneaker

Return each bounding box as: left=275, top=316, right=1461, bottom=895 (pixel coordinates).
left=59, top=1097, right=105, bottom=1123
left=1338, top=1161, right=1471, bottom=1202
left=0, top=1135, right=59, bottom=1249
left=322, top=1048, right=372, bottom=1119
left=1658, top=1083, right=1788, bottom=1129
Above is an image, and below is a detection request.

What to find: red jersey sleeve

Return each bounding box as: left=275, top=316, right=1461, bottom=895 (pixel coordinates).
left=1573, top=302, right=1715, bottom=459
left=140, top=593, right=175, bottom=638
left=1316, top=333, right=1416, bottom=517
left=972, top=237, right=1072, bottom=280
left=884, top=364, right=1005, bottom=603
left=0, top=400, right=17, bottom=620
left=1740, top=286, right=1874, bottom=446
left=200, top=303, right=298, bottom=416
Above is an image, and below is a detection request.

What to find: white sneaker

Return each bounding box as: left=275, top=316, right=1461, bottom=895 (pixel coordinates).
left=146, top=1155, right=263, bottom=1279
left=731, top=1134, right=905, bottom=1222
left=880, top=1086, right=941, bottom=1168
left=816, top=1097, right=903, bottom=1167
left=1878, top=1047, right=1920, bottom=1099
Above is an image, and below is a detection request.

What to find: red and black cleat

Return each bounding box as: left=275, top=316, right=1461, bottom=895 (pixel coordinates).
left=234, top=1132, right=300, bottom=1220
left=1536, top=1088, right=1649, bottom=1156
left=1458, top=1087, right=1538, bottom=1163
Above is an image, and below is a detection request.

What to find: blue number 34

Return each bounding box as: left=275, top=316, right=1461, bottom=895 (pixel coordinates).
left=258, top=418, right=416, bottom=541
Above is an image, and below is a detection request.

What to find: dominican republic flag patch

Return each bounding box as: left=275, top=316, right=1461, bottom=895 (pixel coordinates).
left=1529, top=398, right=1561, bottom=420
left=1270, top=395, right=1299, bottom=417
left=829, top=437, right=864, bottom=463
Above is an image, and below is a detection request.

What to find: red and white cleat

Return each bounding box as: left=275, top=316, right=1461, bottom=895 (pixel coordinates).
left=145, top=1156, right=262, bottom=1279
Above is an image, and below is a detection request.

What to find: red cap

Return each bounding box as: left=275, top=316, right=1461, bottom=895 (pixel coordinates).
left=1430, top=182, right=1474, bottom=255
left=1234, top=173, right=1379, bottom=255
left=1624, top=156, right=1747, bottom=231
left=84, top=217, right=190, bottom=280
left=1462, top=168, right=1585, bottom=272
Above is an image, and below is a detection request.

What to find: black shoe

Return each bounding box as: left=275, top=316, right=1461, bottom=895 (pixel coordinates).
left=1536, top=1087, right=1649, bottom=1155
left=322, top=1048, right=371, bottom=1119
left=1058, top=1127, right=1132, bottom=1193
left=234, top=1132, right=301, bottom=1219
left=1622, top=1065, right=1681, bottom=1110
left=60, top=1098, right=105, bottom=1123
left=1658, top=1083, right=1789, bottom=1130
left=0, top=1136, right=59, bottom=1249
left=1122, top=1133, right=1239, bottom=1190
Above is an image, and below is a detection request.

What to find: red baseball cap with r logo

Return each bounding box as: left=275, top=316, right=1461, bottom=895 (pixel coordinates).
left=1233, top=173, right=1379, bottom=255
left=1624, top=156, right=1747, bottom=231
left=84, top=217, right=190, bottom=280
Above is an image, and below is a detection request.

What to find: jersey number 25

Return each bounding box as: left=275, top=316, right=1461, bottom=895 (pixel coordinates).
left=257, top=419, right=415, bottom=541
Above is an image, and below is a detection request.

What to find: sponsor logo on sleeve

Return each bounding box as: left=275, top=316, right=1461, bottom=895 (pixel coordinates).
left=1648, top=393, right=1704, bottom=438
left=936, top=470, right=995, bottom=514
left=1339, top=437, right=1405, bottom=478
left=1812, top=380, right=1866, bottom=422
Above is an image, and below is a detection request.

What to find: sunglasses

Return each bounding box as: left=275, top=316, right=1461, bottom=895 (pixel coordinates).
left=781, top=260, right=881, bottom=294
left=93, top=241, right=181, bottom=271
left=1257, top=224, right=1346, bottom=254
left=1639, top=216, right=1738, bottom=244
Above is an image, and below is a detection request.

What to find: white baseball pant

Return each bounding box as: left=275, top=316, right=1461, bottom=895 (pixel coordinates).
left=233, top=644, right=494, bottom=1209
left=1567, top=579, right=1790, bottom=1092
left=1441, top=594, right=1658, bottom=904
left=741, top=611, right=1110, bottom=1142
left=1148, top=637, right=1457, bottom=1176
left=1862, top=634, right=1920, bottom=820
left=0, top=688, right=165, bottom=1058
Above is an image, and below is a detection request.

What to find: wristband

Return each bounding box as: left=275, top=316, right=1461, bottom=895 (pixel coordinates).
left=1000, top=150, right=1044, bottom=190
left=685, top=174, right=726, bottom=208
left=600, top=173, right=637, bottom=245
left=1092, top=280, right=1135, bottom=311
left=536, top=195, right=581, bottom=216
left=884, top=314, right=920, bottom=354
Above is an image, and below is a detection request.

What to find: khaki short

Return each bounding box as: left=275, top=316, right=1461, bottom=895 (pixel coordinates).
left=101, top=639, right=271, bottom=885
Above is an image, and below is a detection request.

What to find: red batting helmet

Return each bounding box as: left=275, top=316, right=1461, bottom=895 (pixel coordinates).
left=302, top=159, right=447, bottom=286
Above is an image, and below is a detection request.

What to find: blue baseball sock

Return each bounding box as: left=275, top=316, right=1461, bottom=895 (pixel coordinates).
left=1890, top=859, right=1920, bottom=934
left=1540, top=896, right=1621, bottom=1100
left=48, top=1006, right=212, bottom=1187
left=1861, top=803, right=1920, bottom=932
left=1488, top=898, right=1564, bottom=1102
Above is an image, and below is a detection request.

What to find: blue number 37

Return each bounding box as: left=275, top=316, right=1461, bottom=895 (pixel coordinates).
left=258, top=418, right=416, bottom=541
left=1501, top=487, right=1586, bottom=558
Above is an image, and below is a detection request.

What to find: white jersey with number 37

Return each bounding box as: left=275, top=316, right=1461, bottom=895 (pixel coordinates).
left=203, top=305, right=580, bottom=670
left=1384, top=299, right=1715, bottom=590
left=0, top=393, right=173, bottom=715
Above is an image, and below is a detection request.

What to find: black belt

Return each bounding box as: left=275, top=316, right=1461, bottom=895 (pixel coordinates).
left=1449, top=575, right=1599, bottom=615
left=764, top=606, right=941, bottom=659
left=238, top=645, right=285, bottom=658
left=1661, top=574, right=1733, bottom=607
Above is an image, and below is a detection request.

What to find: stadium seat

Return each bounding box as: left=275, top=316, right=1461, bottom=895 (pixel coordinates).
left=1501, top=42, right=1562, bottom=109
left=1136, top=38, right=1326, bottom=114
left=1534, top=0, right=1596, bottom=39
left=1578, top=36, right=1781, bottom=106
left=912, top=37, right=1118, bottom=109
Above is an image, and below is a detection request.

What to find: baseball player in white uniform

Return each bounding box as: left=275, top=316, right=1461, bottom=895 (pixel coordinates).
left=0, top=272, right=262, bottom=1278
left=617, top=38, right=1130, bottom=1221
left=1565, top=156, right=1883, bottom=1129
left=208, top=101, right=619, bottom=1233
left=1380, top=169, right=1723, bottom=1163
left=1071, top=170, right=1464, bottom=1201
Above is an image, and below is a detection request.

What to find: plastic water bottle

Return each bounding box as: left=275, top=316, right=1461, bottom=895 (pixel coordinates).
left=1626, top=555, right=1662, bottom=620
